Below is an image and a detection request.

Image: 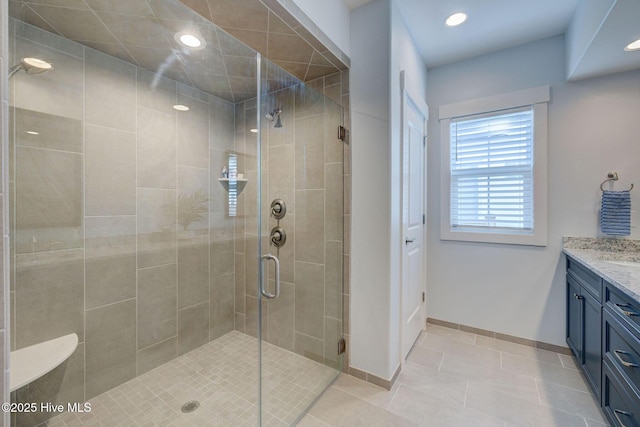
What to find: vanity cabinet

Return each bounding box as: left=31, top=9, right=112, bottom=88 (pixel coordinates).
left=603, top=283, right=640, bottom=427
left=566, top=254, right=640, bottom=427
left=566, top=256, right=603, bottom=398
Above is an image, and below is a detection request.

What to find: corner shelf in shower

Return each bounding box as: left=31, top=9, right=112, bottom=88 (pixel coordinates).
left=10, top=333, right=78, bottom=392
left=218, top=178, right=248, bottom=194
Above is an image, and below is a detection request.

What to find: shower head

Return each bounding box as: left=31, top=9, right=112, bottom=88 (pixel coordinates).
left=9, top=57, right=54, bottom=79
left=266, top=108, right=281, bottom=120
left=266, top=108, right=283, bottom=128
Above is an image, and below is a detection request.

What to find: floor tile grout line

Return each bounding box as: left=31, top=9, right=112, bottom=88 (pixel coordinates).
left=534, top=378, right=542, bottom=404
left=501, top=348, right=585, bottom=372
left=463, top=381, right=469, bottom=408
left=537, top=398, right=606, bottom=424
left=330, top=376, right=397, bottom=412
left=384, top=382, right=402, bottom=411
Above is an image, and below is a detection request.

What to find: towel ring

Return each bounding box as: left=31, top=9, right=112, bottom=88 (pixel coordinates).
left=600, top=172, right=634, bottom=192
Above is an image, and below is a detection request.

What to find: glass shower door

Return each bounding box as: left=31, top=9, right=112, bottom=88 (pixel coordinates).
left=8, top=0, right=344, bottom=424
left=255, top=57, right=345, bottom=425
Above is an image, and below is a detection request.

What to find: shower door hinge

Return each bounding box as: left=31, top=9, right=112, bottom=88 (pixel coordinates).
left=423, top=214, right=425, bottom=225
left=338, top=338, right=346, bottom=355
left=338, top=125, right=346, bottom=141
left=422, top=292, right=426, bottom=302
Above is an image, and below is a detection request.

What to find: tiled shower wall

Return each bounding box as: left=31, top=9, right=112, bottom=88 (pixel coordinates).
left=233, top=72, right=348, bottom=370
left=9, top=21, right=236, bottom=424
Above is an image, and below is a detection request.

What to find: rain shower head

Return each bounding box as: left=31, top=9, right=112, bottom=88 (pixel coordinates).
left=9, top=57, right=54, bottom=79
left=266, top=108, right=283, bottom=128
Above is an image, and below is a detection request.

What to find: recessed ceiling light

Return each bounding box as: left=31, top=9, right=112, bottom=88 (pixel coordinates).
left=250, top=128, right=258, bottom=133
left=624, top=39, right=640, bottom=52
left=26, top=130, right=39, bottom=135
left=173, top=104, right=190, bottom=111
left=445, top=12, right=467, bottom=27
left=174, top=31, right=205, bottom=50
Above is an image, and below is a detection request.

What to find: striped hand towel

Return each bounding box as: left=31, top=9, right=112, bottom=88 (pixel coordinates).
left=601, top=190, right=631, bottom=236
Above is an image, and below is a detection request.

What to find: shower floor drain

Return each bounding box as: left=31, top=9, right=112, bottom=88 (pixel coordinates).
left=181, top=400, right=200, bottom=413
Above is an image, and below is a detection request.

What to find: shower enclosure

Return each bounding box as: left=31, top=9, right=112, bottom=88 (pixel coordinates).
left=7, top=1, right=345, bottom=425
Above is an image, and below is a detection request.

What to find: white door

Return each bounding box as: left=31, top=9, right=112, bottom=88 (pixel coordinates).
left=401, top=88, right=427, bottom=360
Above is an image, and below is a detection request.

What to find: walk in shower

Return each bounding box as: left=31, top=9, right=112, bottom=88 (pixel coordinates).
left=7, top=1, right=345, bottom=425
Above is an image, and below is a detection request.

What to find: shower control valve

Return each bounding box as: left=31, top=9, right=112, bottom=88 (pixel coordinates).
left=270, top=199, right=286, bottom=220
left=270, top=226, right=286, bottom=248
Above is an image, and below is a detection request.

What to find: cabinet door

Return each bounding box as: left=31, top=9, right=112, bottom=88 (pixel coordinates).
left=603, top=361, right=640, bottom=427
left=583, top=288, right=602, bottom=398
left=567, top=275, right=583, bottom=361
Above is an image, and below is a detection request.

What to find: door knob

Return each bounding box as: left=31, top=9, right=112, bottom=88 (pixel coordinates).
left=405, top=237, right=415, bottom=244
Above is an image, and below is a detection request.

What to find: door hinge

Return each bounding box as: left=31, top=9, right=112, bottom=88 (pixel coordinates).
left=338, top=338, right=346, bottom=355
left=338, top=125, right=346, bottom=141
left=423, top=214, right=425, bottom=224
left=422, top=292, right=426, bottom=302
left=423, top=136, right=427, bottom=146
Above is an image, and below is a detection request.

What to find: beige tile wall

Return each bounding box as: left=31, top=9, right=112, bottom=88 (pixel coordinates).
left=8, top=21, right=236, bottom=425
left=233, top=69, right=349, bottom=372
left=308, top=71, right=351, bottom=375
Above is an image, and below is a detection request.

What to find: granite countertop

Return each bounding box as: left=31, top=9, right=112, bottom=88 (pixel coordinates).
left=563, top=237, right=640, bottom=302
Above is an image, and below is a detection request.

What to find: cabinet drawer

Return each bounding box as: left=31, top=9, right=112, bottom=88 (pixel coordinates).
left=605, top=283, right=640, bottom=336
left=604, top=308, right=640, bottom=393
left=567, top=256, right=602, bottom=302
left=603, top=361, right=640, bottom=427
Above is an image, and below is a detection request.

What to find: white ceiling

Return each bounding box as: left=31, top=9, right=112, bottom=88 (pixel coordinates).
left=344, top=0, right=640, bottom=79
left=393, top=0, right=580, bottom=68
left=343, top=0, right=375, bottom=10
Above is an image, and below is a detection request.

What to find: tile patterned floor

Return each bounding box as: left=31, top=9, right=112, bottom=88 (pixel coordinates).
left=41, top=325, right=609, bottom=426
left=44, top=331, right=337, bottom=427
left=300, top=324, right=610, bottom=427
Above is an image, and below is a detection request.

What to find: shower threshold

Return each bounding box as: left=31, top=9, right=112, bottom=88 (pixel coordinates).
left=46, top=331, right=337, bottom=426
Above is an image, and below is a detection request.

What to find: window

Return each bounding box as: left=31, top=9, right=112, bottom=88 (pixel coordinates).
left=440, top=86, right=549, bottom=246
left=450, top=107, right=533, bottom=232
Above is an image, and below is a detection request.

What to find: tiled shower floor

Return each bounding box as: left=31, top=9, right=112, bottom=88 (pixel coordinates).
left=46, top=331, right=337, bottom=427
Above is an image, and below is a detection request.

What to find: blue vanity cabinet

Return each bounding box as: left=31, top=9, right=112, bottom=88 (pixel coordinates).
left=566, top=256, right=603, bottom=400
left=602, top=362, right=640, bottom=427
left=603, top=282, right=640, bottom=427
left=567, top=274, right=583, bottom=357
left=583, top=288, right=603, bottom=398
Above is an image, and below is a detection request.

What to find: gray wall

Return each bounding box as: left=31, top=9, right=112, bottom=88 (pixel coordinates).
left=426, top=34, right=640, bottom=347
left=9, top=21, right=236, bottom=425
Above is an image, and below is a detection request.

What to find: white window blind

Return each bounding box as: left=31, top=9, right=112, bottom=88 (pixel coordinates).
left=450, top=107, right=534, bottom=234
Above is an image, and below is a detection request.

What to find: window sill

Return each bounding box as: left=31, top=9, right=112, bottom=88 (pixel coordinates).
left=440, top=229, right=547, bottom=247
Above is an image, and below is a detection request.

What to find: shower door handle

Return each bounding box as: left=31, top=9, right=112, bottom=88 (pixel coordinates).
left=260, top=253, right=281, bottom=299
